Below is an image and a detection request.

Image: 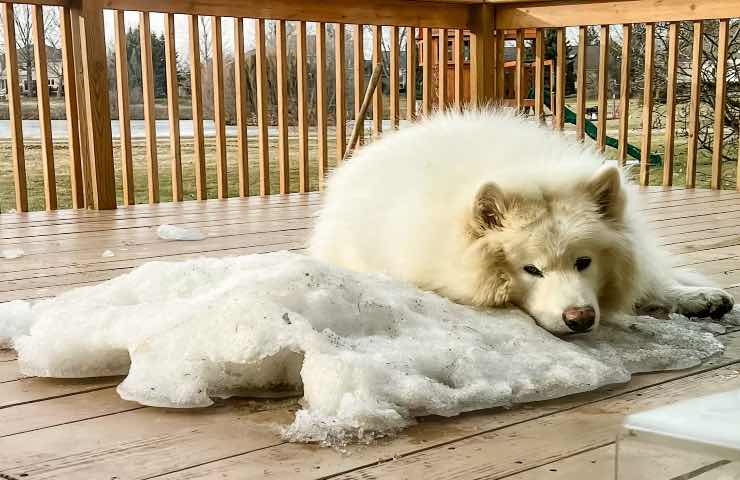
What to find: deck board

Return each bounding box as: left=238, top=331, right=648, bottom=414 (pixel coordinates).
left=1, top=188, right=740, bottom=479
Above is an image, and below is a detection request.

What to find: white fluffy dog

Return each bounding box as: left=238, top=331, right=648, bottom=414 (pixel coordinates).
left=309, top=111, right=734, bottom=335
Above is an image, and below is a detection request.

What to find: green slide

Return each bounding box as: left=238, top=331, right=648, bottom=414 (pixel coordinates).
left=540, top=91, right=661, bottom=165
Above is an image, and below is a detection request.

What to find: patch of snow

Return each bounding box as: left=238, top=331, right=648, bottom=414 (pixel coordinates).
left=0, top=300, right=34, bottom=348
left=3, top=252, right=725, bottom=445
left=102, top=250, right=115, bottom=258
left=2, top=248, right=25, bottom=259
left=157, top=224, right=206, bottom=241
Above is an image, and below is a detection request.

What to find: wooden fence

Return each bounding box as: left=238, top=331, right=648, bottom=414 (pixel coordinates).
left=1, top=0, right=740, bottom=211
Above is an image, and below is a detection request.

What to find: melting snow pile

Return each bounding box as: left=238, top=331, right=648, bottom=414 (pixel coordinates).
left=0, top=252, right=730, bottom=445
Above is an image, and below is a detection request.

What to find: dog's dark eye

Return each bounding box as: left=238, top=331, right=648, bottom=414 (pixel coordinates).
left=575, top=257, right=592, bottom=271
left=523, top=265, right=543, bottom=277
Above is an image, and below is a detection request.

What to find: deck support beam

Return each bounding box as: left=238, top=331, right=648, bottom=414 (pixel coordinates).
left=470, top=3, right=495, bottom=106
left=77, top=0, right=117, bottom=209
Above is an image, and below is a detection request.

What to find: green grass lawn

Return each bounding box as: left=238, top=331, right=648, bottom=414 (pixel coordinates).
left=561, top=97, right=739, bottom=190
left=0, top=131, right=348, bottom=212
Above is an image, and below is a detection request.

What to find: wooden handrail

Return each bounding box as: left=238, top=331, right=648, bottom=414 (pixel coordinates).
left=496, top=0, right=740, bottom=29
left=98, top=0, right=476, bottom=28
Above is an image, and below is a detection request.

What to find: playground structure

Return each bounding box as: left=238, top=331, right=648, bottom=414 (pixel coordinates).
left=420, top=28, right=661, bottom=165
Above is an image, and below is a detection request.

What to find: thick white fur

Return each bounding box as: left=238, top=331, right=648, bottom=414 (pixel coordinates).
left=310, top=110, right=733, bottom=333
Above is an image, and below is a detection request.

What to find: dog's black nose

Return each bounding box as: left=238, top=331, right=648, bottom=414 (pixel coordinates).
left=562, top=306, right=596, bottom=332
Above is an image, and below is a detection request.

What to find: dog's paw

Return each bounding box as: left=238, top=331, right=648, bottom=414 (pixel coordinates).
left=674, top=287, right=735, bottom=319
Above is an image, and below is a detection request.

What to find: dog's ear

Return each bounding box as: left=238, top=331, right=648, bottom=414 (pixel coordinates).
left=585, top=166, right=625, bottom=221
left=472, top=182, right=508, bottom=233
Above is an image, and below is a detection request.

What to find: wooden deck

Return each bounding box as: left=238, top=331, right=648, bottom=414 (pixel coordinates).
left=2, top=187, right=740, bottom=479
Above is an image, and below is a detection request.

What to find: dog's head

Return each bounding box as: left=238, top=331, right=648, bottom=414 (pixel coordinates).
left=467, top=166, right=636, bottom=335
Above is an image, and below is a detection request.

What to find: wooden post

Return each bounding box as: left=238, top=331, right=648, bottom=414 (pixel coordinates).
left=78, top=0, right=116, bottom=210
left=70, top=7, right=93, bottom=209
left=164, top=13, right=183, bottom=201
left=335, top=23, right=347, bottom=164
left=640, top=23, right=655, bottom=187
left=534, top=28, right=545, bottom=123
left=576, top=26, right=587, bottom=142
left=438, top=28, right=448, bottom=110
left=211, top=16, right=227, bottom=198
left=663, top=22, right=679, bottom=187
left=596, top=25, right=609, bottom=152
left=406, top=27, right=416, bottom=120
left=617, top=24, right=631, bottom=165
left=422, top=27, right=432, bottom=115
left=470, top=3, right=495, bottom=106
left=61, top=6, right=84, bottom=209
left=515, top=29, right=525, bottom=111
left=686, top=21, right=703, bottom=189
left=140, top=11, right=159, bottom=204
left=234, top=17, right=249, bottom=197
left=711, top=19, right=729, bottom=190
left=316, top=22, right=328, bottom=188
left=555, top=27, right=566, bottom=130
left=33, top=5, right=57, bottom=211
left=2, top=3, right=28, bottom=212
left=189, top=14, right=207, bottom=200
left=114, top=9, right=135, bottom=205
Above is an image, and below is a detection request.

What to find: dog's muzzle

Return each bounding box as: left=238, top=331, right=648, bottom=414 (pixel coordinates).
left=562, top=305, right=596, bottom=333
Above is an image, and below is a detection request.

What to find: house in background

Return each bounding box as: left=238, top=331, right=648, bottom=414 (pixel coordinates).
left=0, top=43, right=64, bottom=98
left=418, top=29, right=555, bottom=107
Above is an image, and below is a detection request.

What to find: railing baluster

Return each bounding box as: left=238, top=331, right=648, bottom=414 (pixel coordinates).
left=276, top=20, right=289, bottom=194
left=663, top=21, right=679, bottom=187
left=422, top=27, right=432, bottom=115
left=438, top=28, right=447, bottom=110
left=114, top=10, right=134, bottom=205
left=335, top=23, right=346, bottom=164
left=297, top=21, right=309, bottom=193
left=140, top=11, right=159, bottom=203
left=61, top=6, right=83, bottom=209
left=79, top=1, right=117, bottom=209
left=316, top=22, right=328, bottom=188
left=255, top=18, right=270, bottom=195
left=211, top=16, right=227, bottom=198
left=32, top=5, right=57, bottom=211
left=406, top=27, right=416, bottom=121
left=516, top=29, right=524, bottom=111
left=534, top=28, right=544, bottom=123
left=372, top=25, right=383, bottom=136
left=354, top=24, right=365, bottom=143
left=640, top=22, right=655, bottom=187
left=390, top=26, right=400, bottom=127
left=617, top=24, right=631, bottom=165
left=454, top=29, right=464, bottom=110
left=596, top=24, right=609, bottom=151
left=495, top=30, right=505, bottom=100
left=70, top=7, right=92, bottom=208
left=555, top=27, right=565, bottom=130
left=234, top=17, right=249, bottom=197
left=164, top=13, right=183, bottom=201
left=3, top=3, right=28, bottom=212
left=188, top=14, right=207, bottom=200
left=686, top=21, right=703, bottom=189
left=576, top=25, right=587, bottom=142
left=711, top=19, right=729, bottom=190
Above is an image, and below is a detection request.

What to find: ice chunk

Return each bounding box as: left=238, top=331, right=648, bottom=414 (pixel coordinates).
left=102, top=250, right=115, bottom=258
left=0, top=300, right=34, bottom=348
left=12, top=252, right=725, bottom=445
left=2, top=248, right=25, bottom=259
left=157, top=224, right=206, bottom=241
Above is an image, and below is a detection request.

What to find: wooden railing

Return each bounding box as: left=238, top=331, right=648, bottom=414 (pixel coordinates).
left=1, top=0, right=740, bottom=211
